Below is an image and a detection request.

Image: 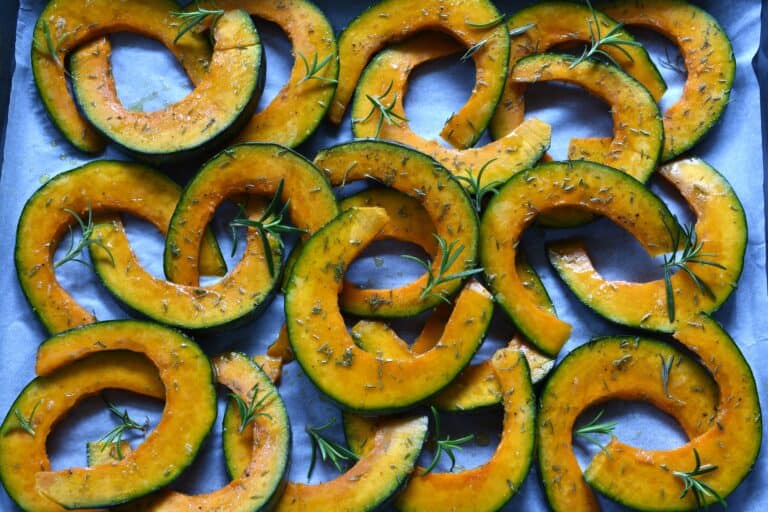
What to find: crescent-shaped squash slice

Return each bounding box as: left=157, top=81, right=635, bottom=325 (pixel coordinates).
left=15, top=160, right=226, bottom=335
left=0, top=351, right=163, bottom=512
left=331, top=0, right=509, bottom=149
left=538, top=335, right=719, bottom=512
left=598, top=0, right=735, bottom=161
left=351, top=33, right=551, bottom=185
left=71, top=10, right=264, bottom=163
left=548, top=158, right=746, bottom=332
left=583, top=317, right=761, bottom=510
left=31, top=0, right=211, bottom=153
left=480, top=161, right=680, bottom=356
left=30, top=321, right=216, bottom=509
left=285, top=207, right=493, bottom=413
left=314, top=140, right=479, bottom=318
left=344, top=348, right=535, bottom=511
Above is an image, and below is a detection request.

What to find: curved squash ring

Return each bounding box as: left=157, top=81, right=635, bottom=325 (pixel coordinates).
left=30, top=321, right=217, bottom=509
left=598, top=0, right=736, bottom=161
left=285, top=207, right=493, bottom=413
left=548, top=158, right=746, bottom=332
left=480, top=160, right=680, bottom=356
left=0, top=351, right=163, bottom=512
left=71, top=10, right=264, bottom=163
left=31, top=0, right=210, bottom=153
left=583, top=317, right=761, bottom=510
left=14, top=160, right=227, bottom=335
left=537, top=335, right=719, bottom=511
left=351, top=33, right=551, bottom=186
left=314, top=140, right=479, bottom=317
left=331, top=0, right=509, bottom=149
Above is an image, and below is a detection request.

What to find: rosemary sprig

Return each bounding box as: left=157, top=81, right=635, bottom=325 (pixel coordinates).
left=460, top=39, right=488, bottom=62
left=358, top=80, right=408, bottom=138
left=229, top=179, right=307, bottom=277
left=661, top=220, right=725, bottom=322
left=229, top=383, right=273, bottom=433
left=10, top=400, right=41, bottom=436
left=508, top=23, right=536, bottom=37
left=55, top=201, right=115, bottom=269
left=660, top=47, right=686, bottom=75
left=98, top=398, right=149, bottom=460
left=453, top=158, right=503, bottom=212
left=568, top=0, right=642, bottom=69
left=422, top=406, right=474, bottom=475
left=33, top=20, right=71, bottom=70
left=305, top=417, right=359, bottom=479
left=297, top=52, right=338, bottom=85
left=673, top=449, right=727, bottom=510
left=400, top=234, right=483, bottom=303
left=574, top=409, right=616, bottom=452
left=465, top=14, right=506, bottom=29
left=660, top=354, right=674, bottom=399
left=172, top=2, right=224, bottom=44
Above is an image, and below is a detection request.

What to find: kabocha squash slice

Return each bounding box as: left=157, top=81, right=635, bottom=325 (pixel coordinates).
left=597, top=0, right=736, bottom=161
left=0, top=351, right=163, bottom=512
left=31, top=0, right=211, bottom=153
left=113, top=352, right=291, bottom=512
left=29, top=321, right=216, bottom=509
left=285, top=207, right=493, bottom=413
left=480, top=161, right=680, bottom=356
left=71, top=10, right=265, bottom=163
left=351, top=33, right=551, bottom=186
left=584, top=317, right=761, bottom=510
left=314, top=140, right=479, bottom=317
left=489, top=0, right=665, bottom=140
left=15, top=160, right=226, bottom=335
left=537, top=336, right=719, bottom=512
left=331, top=0, right=510, bottom=149
left=548, top=158, right=746, bottom=332
left=344, top=348, right=535, bottom=512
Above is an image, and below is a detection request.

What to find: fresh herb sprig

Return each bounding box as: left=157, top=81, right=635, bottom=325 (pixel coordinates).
left=460, top=39, right=487, bottom=62
left=358, top=80, right=408, bottom=138
left=33, top=20, right=71, bottom=70
left=568, top=0, right=642, bottom=69
left=673, top=449, right=727, bottom=511
left=10, top=400, right=41, bottom=436
left=305, top=417, right=359, bottom=479
left=453, top=159, right=503, bottom=212
left=172, top=2, right=224, bottom=44
left=98, top=398, right=149, bottom=460
left=55, top=201, right=114, bottom=269
left=229, top=179, right=307, bottom=277
left=422, top=406, right=474, bottom=475
left=401, top=234, right=483, bottom=303
left=574, top=409, right=616, bottom=452
left=297, top=52, right=338, bottom=85
left=230, top=384, right=273, bottom=433
left=661, top=220, right=725, bottom=322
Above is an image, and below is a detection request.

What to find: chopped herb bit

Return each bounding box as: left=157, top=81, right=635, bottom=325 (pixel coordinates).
left=460, top=39, right=488, bottom=62
left=508, top=23, right=536, bottom=37
left=465, top=14, right=506, bottom=29
left=660, top=354, right=675, bottom=399
left=10, top=400, right=41, bottom=436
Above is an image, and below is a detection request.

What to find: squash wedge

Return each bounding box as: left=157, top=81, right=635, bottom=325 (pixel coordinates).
left=285, top=207, right=493, bottom=413
left=538, top=335, right=719, bottom=512
left=548, top=158, right=746, bottom=332
left=15, top=160, right=226, bottom=335
left=31, top=0, right=211, bottom=153
left=331, top=0, right=509, bottom=149
left=71, top=10, right=264, bottom=163
left=351, top=33, right=551, bottom=185
left=30, top=321, right=216, bottom=509
left=480, top=161, right=680, bottom=356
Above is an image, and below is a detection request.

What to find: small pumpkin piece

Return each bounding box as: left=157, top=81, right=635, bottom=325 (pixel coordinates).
left=538, top=335, right=719, bottom=512
left=351, top=33, right=551, bottom=185
left=331, top=0, right=509, bottom=149
left=86, top=441, right=134, bottom=467
left=598, top=0, right=735, bottom=161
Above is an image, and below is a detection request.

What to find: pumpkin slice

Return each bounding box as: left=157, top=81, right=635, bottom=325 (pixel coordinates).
left=549, top=158, right=746, bottom=332
left=584, top=317, right=761, bottom=510
left=314, top=140, right=479, bottom=317
left=351, top=32, right=551, bottom=185
left=538, top=335, right=719, bottom=512
left=31, top=0, right=211, bottom=153
left=86, top=441, right=134, bottom=467
left=480, top=161, right=680, bottom=356
left=15, top=160, right=226, bottom=335
left=71, top=10, right=264, bottom=163
left=345, top=348, right=535, bottom=511
left=28, top=321, right=216, bottom=509
left=0, top=351, right=162, bottom=512
left=489, top=0, right=665, bottom=139
left=331, top=0, right=509, bottom=149
left=598, top=0, right=735, bottom=161
left=285, top=207, right=493, bottom=413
